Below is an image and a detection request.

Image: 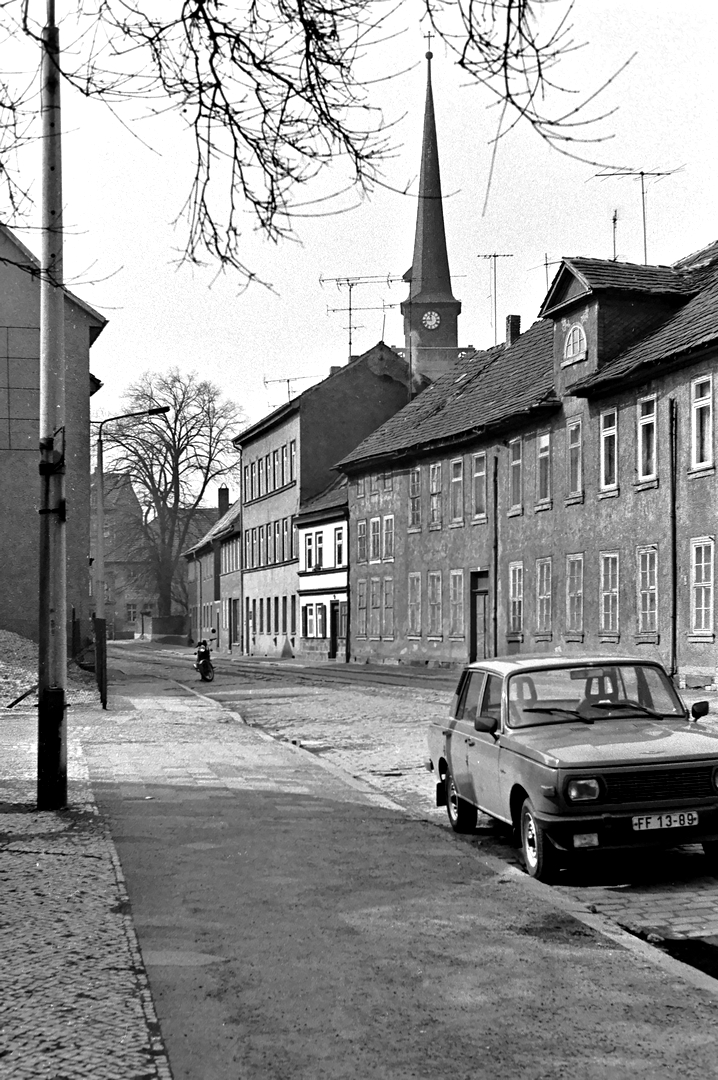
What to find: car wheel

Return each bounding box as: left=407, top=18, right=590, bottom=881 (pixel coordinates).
left=520, top=799, right=559, bottom=883
left=702, top=840, right=718, bottom=872
left=445, top=768, right=477, bottom=833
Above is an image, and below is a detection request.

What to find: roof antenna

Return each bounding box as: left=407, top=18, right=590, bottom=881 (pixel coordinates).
left=591, top=167, right=681, bottom=264
left=612, top=209, right=618, bottom=262
left=477, top=254, right=513, bottom=345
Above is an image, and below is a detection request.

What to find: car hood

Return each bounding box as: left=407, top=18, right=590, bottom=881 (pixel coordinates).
left=504, top=718, right=718, bottom=769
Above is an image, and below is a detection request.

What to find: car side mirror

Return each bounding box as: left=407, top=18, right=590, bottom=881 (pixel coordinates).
left=475, top=714, right=498, bottom=734
left=691, top=700, right=710, bottom=720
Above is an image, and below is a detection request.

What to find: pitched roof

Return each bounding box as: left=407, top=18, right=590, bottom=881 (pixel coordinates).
left=337, top=320, right=557, bottom=469
left=570, top=252, right=718, bottom=395
left=539, top=256, right=694, bottom=318
left=297, top=475, right=348, bottom=524
left=183, top=502, right=241, bottom=556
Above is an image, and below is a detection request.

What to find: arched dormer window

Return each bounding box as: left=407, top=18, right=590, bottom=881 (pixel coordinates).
left=564, top=324, right=587, bottom=364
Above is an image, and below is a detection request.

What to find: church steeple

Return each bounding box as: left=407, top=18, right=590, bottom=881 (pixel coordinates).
left=400, top=49, right=461, bottom=383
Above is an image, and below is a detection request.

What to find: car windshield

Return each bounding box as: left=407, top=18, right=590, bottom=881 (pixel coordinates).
left=506, top=663, right=687, bottom=729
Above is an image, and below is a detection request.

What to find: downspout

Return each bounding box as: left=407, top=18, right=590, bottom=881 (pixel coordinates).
left=669, top=397, right=678, bottom=678
left=345, top=512, right=352, bottom=663
left=492, top=454, right=499, bottom=658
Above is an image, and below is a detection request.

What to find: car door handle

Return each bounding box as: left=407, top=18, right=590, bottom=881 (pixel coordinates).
left=466, top=739, right=475, bottom=747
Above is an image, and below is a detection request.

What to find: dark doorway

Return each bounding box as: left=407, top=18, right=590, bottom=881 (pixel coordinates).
left=470, top=571, right=490, bottom=662
left=329, top=601, right=339, bottom=659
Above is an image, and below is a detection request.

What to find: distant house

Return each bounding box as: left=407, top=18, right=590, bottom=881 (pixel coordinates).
left=296, top=476, right=349, bottom=660
left=234, top=341, right=415, bottom=657
left=90, top=472, right=152, bottom=639
left=0, top=224, right=106, bottom=646
left=184, top=487, right=242, bottom=647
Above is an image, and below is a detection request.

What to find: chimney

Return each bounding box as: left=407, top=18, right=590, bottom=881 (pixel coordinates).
left=330, top=365, right=342, bottom=376
left=505, top=315, right=521, bottom=347
left=218, top=485, right=230, bottom=517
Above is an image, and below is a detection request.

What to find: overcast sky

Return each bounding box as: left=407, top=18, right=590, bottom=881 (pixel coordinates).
left=14, top=1, right=718, bottom=473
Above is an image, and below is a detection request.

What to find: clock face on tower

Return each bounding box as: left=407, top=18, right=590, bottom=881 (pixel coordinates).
left=422, top=310, right=441, bottom=331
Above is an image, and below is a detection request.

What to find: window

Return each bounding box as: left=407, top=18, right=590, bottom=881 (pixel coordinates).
left=305, top=533, right=314, bottom=570
left=450, top=459, right=464, bottom=521
left=356, top=476, right=365, bottom=498
left=243, top=464, right=250, bottom=504
left=692, top=538, right=714, bottom=634
left=291, top=594, right=297, bottom=634
left=637, top=546, right=657, bottom=633
left=316, top=603, right=326, bottom=638
left=257, top=457, right=264, bottom=498
left=282, top=596, right=287, bottom=634
left=357, top=581, right=367, bottom=636
left=408, top=573, right=421, bottom=635
left=289, top=440, right=297, bottom=481
left=250, top=461, right=257, bottom=500
left=567, top=419, right=582, bottom=496
left=292, top=517, right=298, bottom=559
left=281, top=444, right=288, bottom=485
left=566, top=554, right=584, bottom=633
left=429, top=463, right=442, bottom=526
left=305, top=604, right=315, bottom=637
left=244, top=530, right=251, bottom=569
left=428, top=571, right=442, bottom=636
left=536, top=432, right=551, bottom=503
left=509, top=438, right=522, bottom=510
left=369, top=579, right=381, bottom=636
left=383, top=472, right=393, bottom=491
left=637, top=397, right=657, bottom=481
left=409, top=466, right=422, bottom=528
left=509, top=561, right=523, bottom=633
left=126, top=603, right=137, bottom=622
left=259, top=527, right=266, bottom=566
left=274, top=521, right=281, bottom=565
left=272, top=449, right=280, bottom=490
left=383, top=515, right=394, bottom=559
left=265, top=453, right=272, bottom=492
left=339, top=602, right=348, bottom=639
left=382, top=578, right=394, bottom=638
left=357, top=520, right=367, bottom=563
left=472, top=453, right=487, bottom=518
left=369, top=474, right=379, bottom=494
left=370, top=517, right=381, bottom=561
left=449, top=569, right=464, bottom=637
left=536, top=558, right=551, bottom=633
left=334, top=527, right=344, bottom=566
left=267, top=522, right=274, bottom=564
left=600, top=409, right=618, bottom=490
left=259, top=597, right=264, bottom=633
left=564, top=323, right=587, bottom=364
left=315, top=532, right=323, bottom=568
left=692, top=376, right=713, bottom=469
left=282, top=518, right=289, bottom=562
left=601, top=552, right=619, bottom=634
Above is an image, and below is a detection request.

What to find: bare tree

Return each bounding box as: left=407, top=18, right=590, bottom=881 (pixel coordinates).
left=0, top=1, right=620, bottom=284
left=101, top=368, right=245, bottom=617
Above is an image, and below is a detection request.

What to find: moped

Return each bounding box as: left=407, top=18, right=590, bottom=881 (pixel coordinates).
left=193, top=639, right=215, bottom=682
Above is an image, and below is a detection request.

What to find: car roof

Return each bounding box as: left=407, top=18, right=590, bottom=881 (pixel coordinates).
left=464, top=656, right=661, bottom=677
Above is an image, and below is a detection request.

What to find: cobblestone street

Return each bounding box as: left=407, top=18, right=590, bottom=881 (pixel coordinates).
left=212, top=676, right=718, bottom=945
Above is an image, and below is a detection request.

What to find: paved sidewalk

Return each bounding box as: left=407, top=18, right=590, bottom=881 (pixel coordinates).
left=4, top=676, right=718, bottom=1079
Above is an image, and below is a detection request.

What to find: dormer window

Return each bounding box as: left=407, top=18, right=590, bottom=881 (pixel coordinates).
left=563, top=324, right=587, bottom=365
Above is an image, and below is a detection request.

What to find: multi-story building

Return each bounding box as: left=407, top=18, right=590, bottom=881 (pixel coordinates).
left=234, top=342, right=414, bottom=657
left=0, top=224, right=106, bottom=646
left=338, top=242, right=718, bottom=685
left=296, top=477, right=349, bottom=660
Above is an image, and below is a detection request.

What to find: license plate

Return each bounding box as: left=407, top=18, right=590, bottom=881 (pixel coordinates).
left=632, top=811, right=699, bottom=831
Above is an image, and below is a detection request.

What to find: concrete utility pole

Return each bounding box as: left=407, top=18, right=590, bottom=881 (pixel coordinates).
left=37, top=0, right=67, bottom=810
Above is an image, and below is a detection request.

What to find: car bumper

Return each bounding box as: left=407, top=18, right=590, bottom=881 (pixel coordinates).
left=536, top=805, right=718, bottom=853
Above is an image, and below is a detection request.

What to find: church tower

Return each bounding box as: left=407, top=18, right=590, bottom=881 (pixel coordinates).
left=400, top=49, right=461, bottom=383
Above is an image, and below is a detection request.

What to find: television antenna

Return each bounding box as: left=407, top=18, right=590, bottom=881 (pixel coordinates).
left=263, top=374, right=322, bottom=403
left=477, top=254, right=513, bottom=344
left=320, top=274, right=403, bottom=361
left=592, top=167, right=681, bottom=264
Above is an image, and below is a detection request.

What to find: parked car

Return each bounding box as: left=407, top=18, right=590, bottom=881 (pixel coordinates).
left=427, top=656, right=718, bottom=882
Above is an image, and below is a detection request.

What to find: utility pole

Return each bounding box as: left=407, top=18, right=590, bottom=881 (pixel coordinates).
left=478, top=254, right=513, bottom=345
left=321, top=274, right=402, bottom=360
left=37, top=0, right=67, bottom=810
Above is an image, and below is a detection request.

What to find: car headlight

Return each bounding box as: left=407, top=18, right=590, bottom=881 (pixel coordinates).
left=567, top=778, right=600, bottom=802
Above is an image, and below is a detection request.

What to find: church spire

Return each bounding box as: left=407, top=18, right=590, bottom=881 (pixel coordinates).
left=401, top=50, right=461, bottom=383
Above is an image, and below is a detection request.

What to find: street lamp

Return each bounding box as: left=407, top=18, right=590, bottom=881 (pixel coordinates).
left=94, top=405, right=170, bottom=707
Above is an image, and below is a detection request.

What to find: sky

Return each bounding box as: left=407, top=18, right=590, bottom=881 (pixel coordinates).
left=10, top=1, right=718, bottom=491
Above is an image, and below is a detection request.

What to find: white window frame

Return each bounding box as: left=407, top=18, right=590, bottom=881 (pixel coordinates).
left=508, top=561, right=523, bottom=633
left=357, top=519, right=367, bottom=563
left=637, top=545, right=658, bottom=633
left=369, top=517, right=381, bottom=561
left=509, top=438, right=522, bottom=510
left=637, top=395, right=657, bottom=482
left=408, top=573, right=422, bottom=636
left=383, top=515, right=394, bottom=559
left=691, top=376, right=713, bottom=469
left=450, top=459, right=464, bottom=522
left=305, top=532, right=313, bottom=570
left=566, top=554, right=584, bottom=633
left=409, top=466, right=422, bottom=529
left=600, top=408, right=618, bottom=491
left=691, top=537, right=714, bottom=635
left=472, top=452, right=487, bottom=518
left=536, top=432, right=551, bottom=504
left=600, top=552, right=619, bottom=634
left=315, top=531, right=323, bottom=568
left=428, top=571, right=442, bottom=637
left=449, top=569, right=464, bottom=637
left=334, top=527, right=344, bottom=567
left=536, top=557, right=551, bottom=634
left=369, top=578, right=381, bottom=637
left=567, top=419, right=582, bottom=497
left=563, top=323, right=587, bottom=364
left=429, top=462, right=442, bottom=527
